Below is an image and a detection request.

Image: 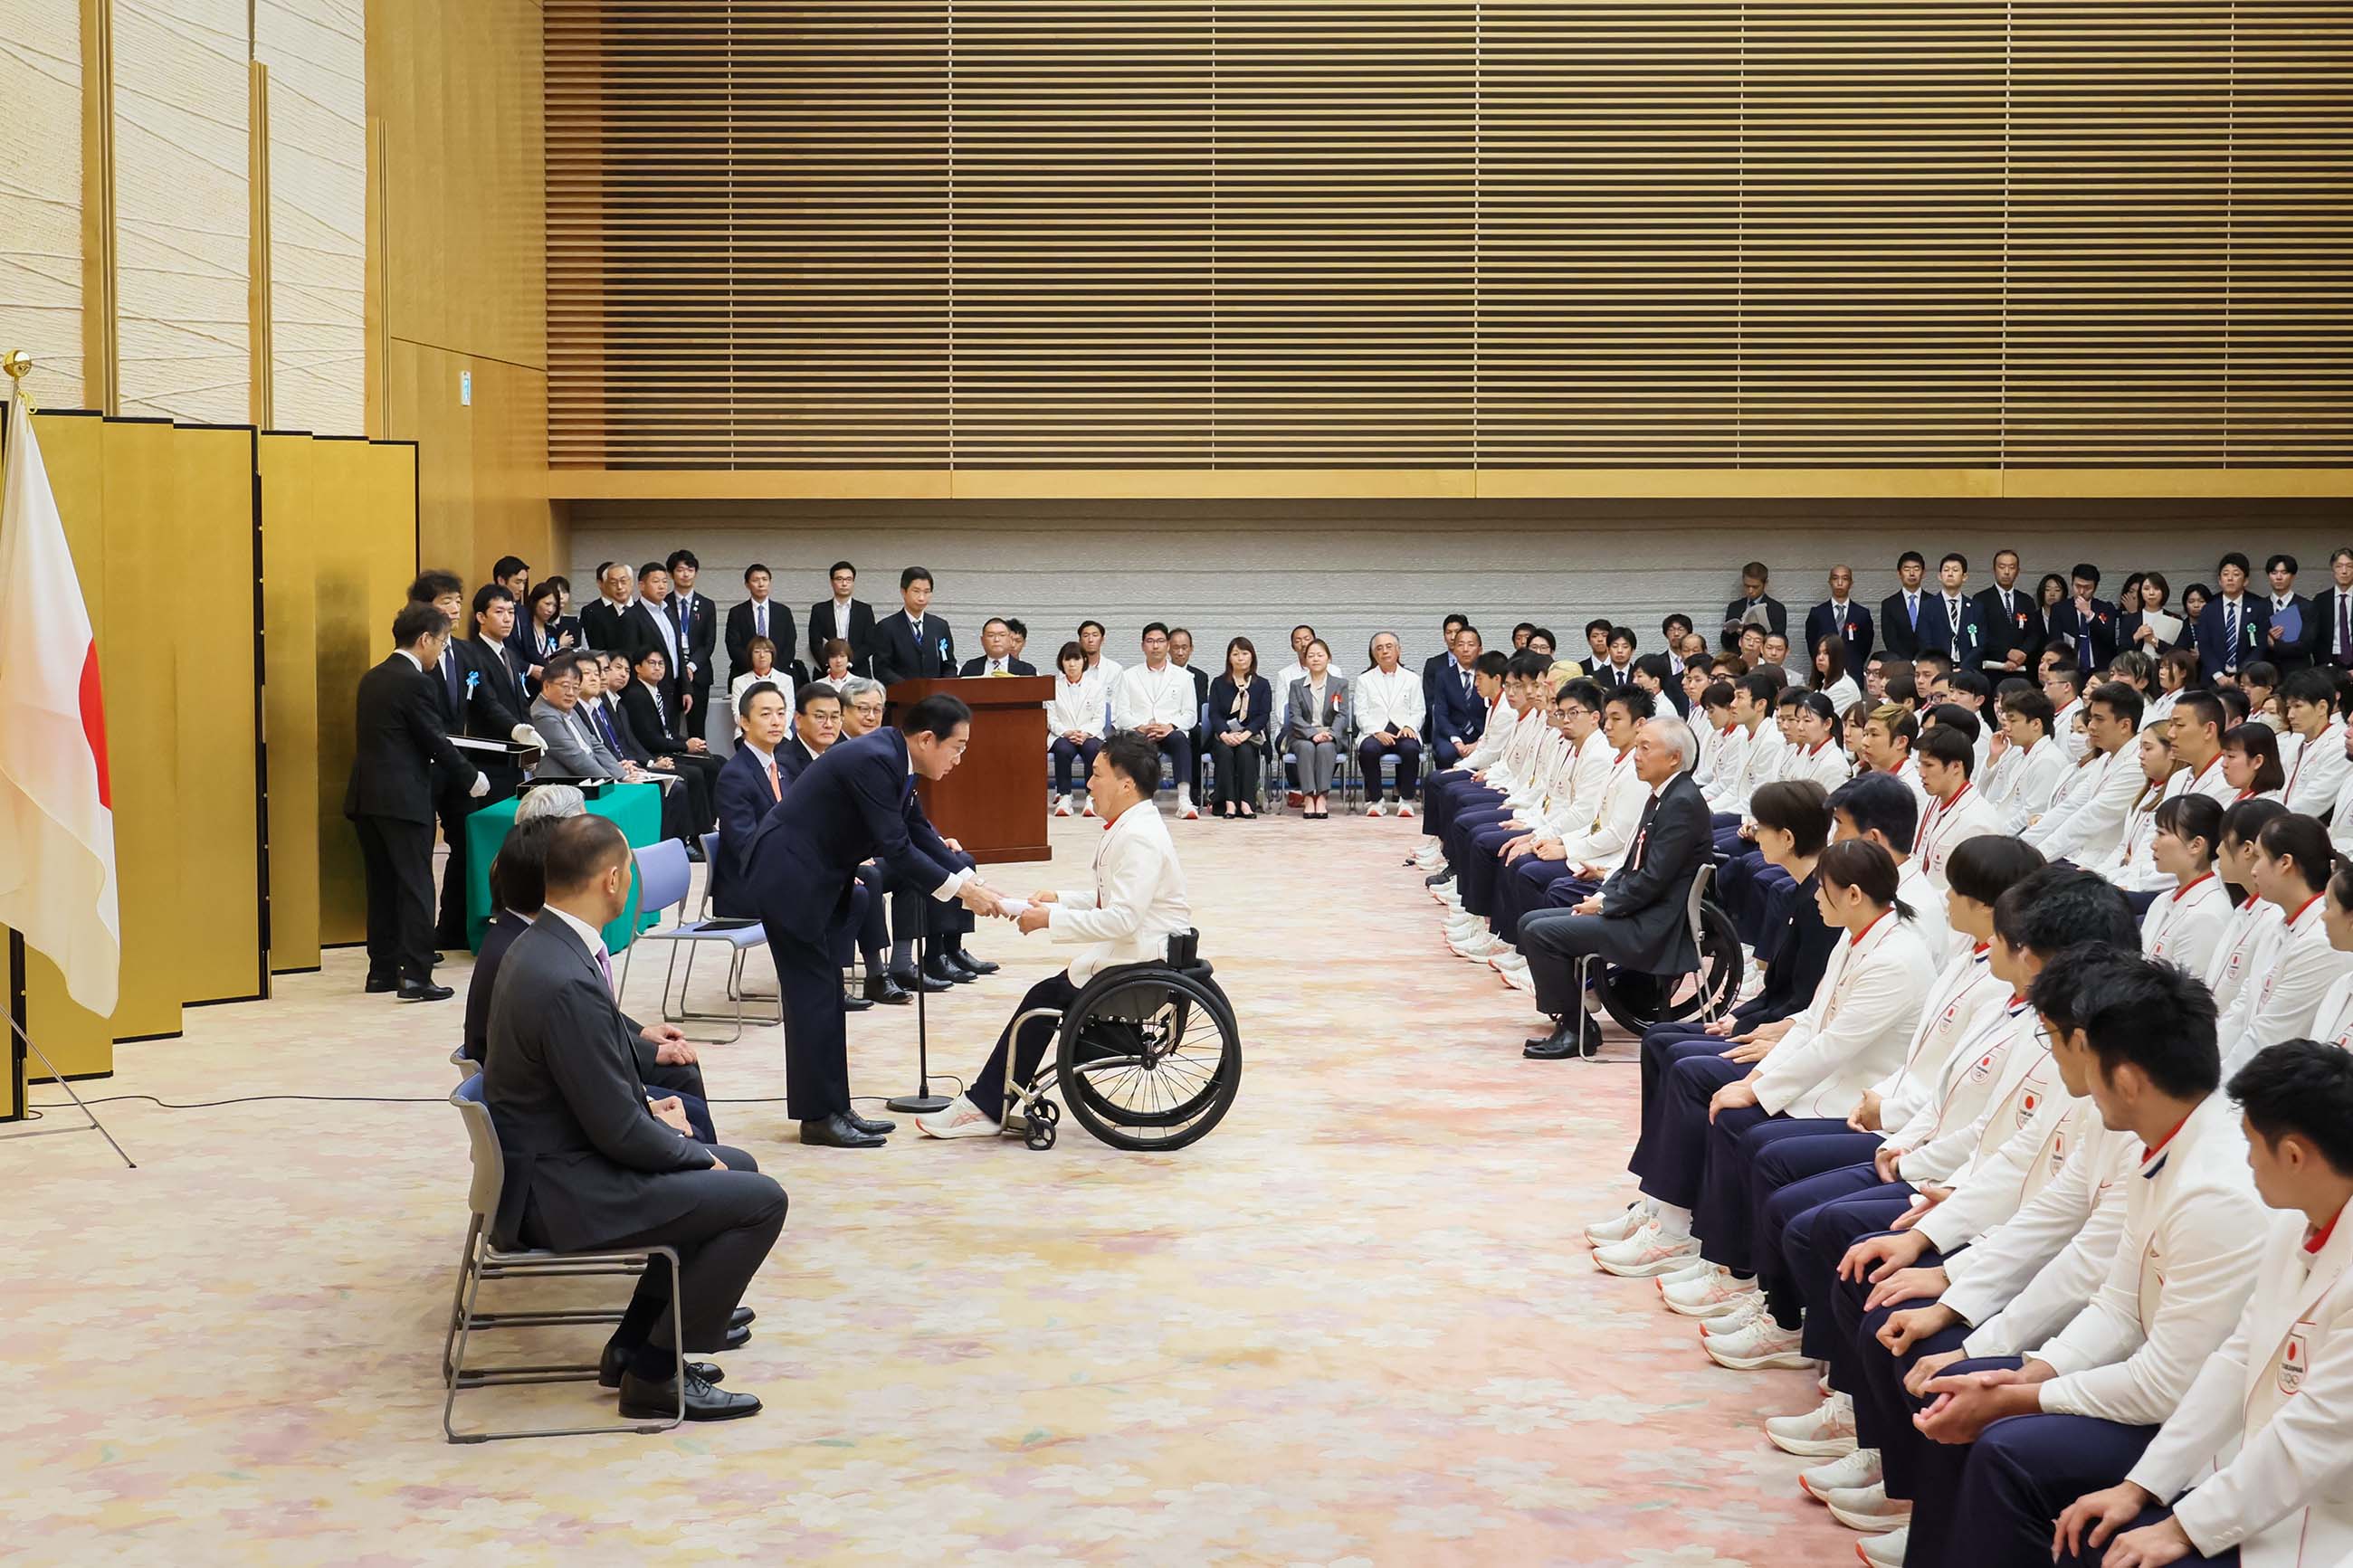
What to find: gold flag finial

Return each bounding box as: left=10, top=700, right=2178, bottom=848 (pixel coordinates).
left=1, top=350, right=30, bottom=385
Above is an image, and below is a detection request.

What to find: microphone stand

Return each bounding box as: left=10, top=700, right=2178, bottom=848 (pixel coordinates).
left=885, top=857, right=952, bottom=1117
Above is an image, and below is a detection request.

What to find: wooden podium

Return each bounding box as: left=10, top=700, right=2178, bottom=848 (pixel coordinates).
left=886, top=675, right=1053, bottom=864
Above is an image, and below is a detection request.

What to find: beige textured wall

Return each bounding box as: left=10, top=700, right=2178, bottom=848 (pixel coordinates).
left=0, top=0, right=85, bottom=407
left=256, top=0, right=365, bottom=434
left=111, top=0, right=250, bottom=423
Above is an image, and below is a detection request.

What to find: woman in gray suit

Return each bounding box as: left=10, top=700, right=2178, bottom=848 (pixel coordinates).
left=1284, top=638, right=1348, bottom=820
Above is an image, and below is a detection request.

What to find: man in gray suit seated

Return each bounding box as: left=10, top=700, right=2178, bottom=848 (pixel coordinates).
left=530, top=650, right=639, bottom=783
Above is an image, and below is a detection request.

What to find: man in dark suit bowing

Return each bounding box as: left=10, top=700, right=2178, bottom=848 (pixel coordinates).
left=1804, top=564, right=1875, bottom=674
left=346, top=602, right=485, bottom=1001
left=871, top=565, right=956, bottom=686
left=482, top=814, right=782, bottom=1421
left=742, top=695, right=1009, bottom=1147
left=1518, top=717, right=1713, bottom=1060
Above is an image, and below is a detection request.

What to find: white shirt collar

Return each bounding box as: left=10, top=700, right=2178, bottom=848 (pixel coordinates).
left=396, top=649, right=424, bottom=671
left=740, top=739, right=776, bottom=767
left=545, top=904, right=608, bottom=966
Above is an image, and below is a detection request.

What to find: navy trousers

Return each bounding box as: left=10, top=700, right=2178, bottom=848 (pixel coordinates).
left=1904, top=1363, right=2159, bottom=1568
left=1711, top=811, right=1750, bottom=858
left=1358, top=735, right=1423, bottom=800
left=2053, top=1506, right=2238, bottom=1566
left=1758, top=1153, right=1891, bottom=1328
left=1637, top=1046, right=1753, bottom=1210
left=1719, top=849, right=1796, bottom=949
left=1695, top=1116, right=1865, bottom=1278
left=1458, top=820, right=1527, bottom=919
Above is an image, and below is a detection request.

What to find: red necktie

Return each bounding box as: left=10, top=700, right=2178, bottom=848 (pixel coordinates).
left=765, top=758, right=780, bottom=801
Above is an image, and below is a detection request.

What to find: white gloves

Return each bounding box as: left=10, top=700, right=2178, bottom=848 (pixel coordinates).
left=467, top=773, right=490, bottom=799
left=510, top=723, right=544, bottom=747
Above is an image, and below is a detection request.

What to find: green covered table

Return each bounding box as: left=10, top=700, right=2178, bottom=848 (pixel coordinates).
left=462, top=781, right=662, bottom=953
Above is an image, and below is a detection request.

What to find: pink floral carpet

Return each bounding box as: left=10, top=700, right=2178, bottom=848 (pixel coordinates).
left=4, top=810, right=1854, bottom=1564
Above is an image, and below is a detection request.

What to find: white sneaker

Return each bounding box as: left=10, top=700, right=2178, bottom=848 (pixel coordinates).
left=1444, top=912, right=1485, bottom=936
left=1766, top=1392, right=1859, bottom=1458
left=1700, top=1291, right=1771, bottom=1334
left=1657, top=1255, right=1716, bottom=1284
left=1053, top=795, right=1073, bottom=818
left=1821, top=1482, right=1910, bottom=1534
left=1498, top=960, right=1535, bottom=991
left=1661, top=1267, right=1762, bottom=1319
left=914, top=1094, right=1001, bottom=1140
left=1856, top=1525, right=1908, bottom=1565
left=1366, top=801, right=1385, bottom=818
left=1701, top=1315, right=1810, bottom=1370
left=1585, top=1203, right=1649, bottom=1244
left=1396, top=802, right=1415, bottom=818
left=1453, top=933, right=1504, bottom=959
left=1594, top=1225, right=1700, bottom=1278
left=1415, top=843, right=1442, bottom=868
left=1082, top=800, right=1099, bottom=818
left=1798, top=1447, right=1881, bottom=1499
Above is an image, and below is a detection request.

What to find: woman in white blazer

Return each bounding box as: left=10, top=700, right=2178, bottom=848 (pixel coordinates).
left=727, top=636, right=794, bottom=730
left=2141, top=794, right=2232, bottom=982
left=1045, top=640, right=1109, bottom=816
left=2225, top=818, right=2353, bottom=1074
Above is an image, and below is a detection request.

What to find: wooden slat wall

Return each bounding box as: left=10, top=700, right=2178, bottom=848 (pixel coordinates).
left=544, top=0, right=2353, bottom=471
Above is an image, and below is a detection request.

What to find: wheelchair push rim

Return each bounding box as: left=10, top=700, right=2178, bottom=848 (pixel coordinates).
left=1055, top=969, right=1241, bottom=1151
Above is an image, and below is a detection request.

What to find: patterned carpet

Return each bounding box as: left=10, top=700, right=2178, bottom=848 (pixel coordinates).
left=5, top=809, right=1854, bottom=1565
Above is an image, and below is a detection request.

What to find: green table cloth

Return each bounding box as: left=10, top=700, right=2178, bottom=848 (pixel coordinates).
left=462, top=780, right=662, bottom=953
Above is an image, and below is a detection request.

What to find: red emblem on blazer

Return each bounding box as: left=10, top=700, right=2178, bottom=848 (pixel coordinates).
left=2281, top=1327, right=2310, bottom=1394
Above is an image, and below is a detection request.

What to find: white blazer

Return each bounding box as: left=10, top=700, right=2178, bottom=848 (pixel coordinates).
left=1872, top=943, right=2007, bottom=1136
left=1991, top=736, right=2072, bottom=833
left=1048, top=800, right=1192, bottom=984
left=1045, top=676, right=1108, bottom=740
left=1703, top=723, right=1751, bottom=809
left=2282, top=720, right=2349, bottom=817
left=2209, top=897, right=2289, bottom=1029
left=2028, top=1091, right=2270, bottom=1428
left=2127, top=1207, right=2353, bottom=1568
left=2142, top=874, right=2232, bottom=982
left=1913, top=784, right=2005, bottom=893
left=1751, top=912, right=1935, bottom=1119
left=2308, top=972, right=2353, bottom=1052
left=1784, top=737, right=1853, bottom=794
left=1558, top=746, right=1647, bottom=871
left=2224, top=896, right=2353, bottom=1076
left=1112, top=660, right=1197, bottom=731
left=729, top=666, right=795, bottom=723
left=2029, top=744, right=2145, bottom=865
left=1891, top=996, right=2043, bottom=1186
left=1352, top=665, right=1425, bottom=736
left=1537, top=728, right=1616, bottom=834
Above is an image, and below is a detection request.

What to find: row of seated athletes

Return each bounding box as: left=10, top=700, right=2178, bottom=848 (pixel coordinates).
left=1401, top=663, right=2353, bottom=1567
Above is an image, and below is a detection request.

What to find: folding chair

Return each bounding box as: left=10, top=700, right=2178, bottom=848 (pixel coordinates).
left=618, top=839, right=772, bottom=1043
left=442, top=1077, right=682, bottom=1442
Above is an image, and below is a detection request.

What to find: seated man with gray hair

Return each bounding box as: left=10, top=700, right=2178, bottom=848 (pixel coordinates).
left=1517, top=717, right=1714, bottom=1061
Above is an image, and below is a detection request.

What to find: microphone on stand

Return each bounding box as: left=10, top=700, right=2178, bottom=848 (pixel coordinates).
left=885, top=890, right=950, bottom=1115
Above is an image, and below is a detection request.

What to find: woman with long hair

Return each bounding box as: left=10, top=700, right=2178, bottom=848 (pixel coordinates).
left=1810, top=634, right=1862, bottom=711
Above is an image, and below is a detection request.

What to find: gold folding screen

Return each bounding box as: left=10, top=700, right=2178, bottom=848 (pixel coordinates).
left=544, top=0, right=2353, bottom=473
left=4, top=413, right=416, bottom=1089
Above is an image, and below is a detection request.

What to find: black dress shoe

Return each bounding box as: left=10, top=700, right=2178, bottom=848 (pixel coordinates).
left=949, top=950, right=999, bottom=975
left=943, top=951, right=989, bottom=980
left=684, top=840, right=707, bottom=864
left=922, top=954, right=967, bottom=986
left=617, top=1365, right=761, bottom=1422
left=864, top=970, right=912, bottom=1006
left=432, top=952, right=445, bottom=967
left=598, top=1342, right=724, bottom=1389
left=732, top=1307, right=756, bottom=1329
left=1523, top=1015, right=1598, bottom=1060
left=799, top=1112, right=885, bottom=1148
left=396, top=981, right=455, bottom=1003
left=719, top=1322, right=751, bottom=1352
left=846, top=1111, right=898, bottom=1136
left=891, top=965, right=953, bottom=993
left=1424, top=866, right=1455, bottom=887
left=842, top=990, right=875, bottom=1012
left=365, top=977, right=397, bottom=993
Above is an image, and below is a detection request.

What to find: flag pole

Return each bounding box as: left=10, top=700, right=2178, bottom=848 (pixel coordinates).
left=2, top=351, right=28, bottom=1126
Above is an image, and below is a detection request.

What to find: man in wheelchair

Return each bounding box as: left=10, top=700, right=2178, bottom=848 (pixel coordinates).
left=918, top=732, right=1196, bottom=1139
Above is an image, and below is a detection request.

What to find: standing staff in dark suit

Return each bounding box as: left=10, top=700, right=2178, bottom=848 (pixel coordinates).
left=1805, top=565, right=1876, bottom=675
left=482, top=814, right=783, bottom=1422
left=872, top=565, right=956, bottom=686
left=345, top=603, right=484, bottom=1002
left=725, top=563, right=798, bottom=689
left=2261, top=552, right=2318, bottom=671
left=1519, top=719, right=1713, bottom=1060
left=2047, top=563, right=2121, bottom=673
left=619, top=562, right=686, bottom=716
left=580, top=561, right=633, bottom=652
left=1721, top=561, right=1789, bottom=651
left=2315, top=548, right=2353, bottom=670
left=743, top=698, right=1009, bottom=1147
left=1879, top=550, right=1930, bottom=660
left=2195, top=552, right=2271, bottom=684
left=1973, top=547, right=2043, bottom=679
left=665, top=550, right=718, bottom=740
left=810, top=560, right=879, bottom=678
left=441, top=582, right=547, bottom=944
left=1916, top=552, right=1991, bottom=667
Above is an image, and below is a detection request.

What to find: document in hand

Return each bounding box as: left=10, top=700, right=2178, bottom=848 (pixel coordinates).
left=2274, top=603, right=2304, bottom=643
left=2142, top=610, right=2184, bottom=646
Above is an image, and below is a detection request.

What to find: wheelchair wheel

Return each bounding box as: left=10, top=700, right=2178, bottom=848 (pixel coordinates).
left=1056, top=968, right=1241, bottom=1152
left=1594, top=898, right=1742, bottom=1037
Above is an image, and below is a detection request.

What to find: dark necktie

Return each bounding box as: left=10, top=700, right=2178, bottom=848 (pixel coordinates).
left=2339, top=593, right=2349, bottom=661
left=755, top=602, right=767, bottom=640
left=440, top=649, right=462, bottom=714
left=1907, top=594, right=1920, bottom=631
left=595, top=702, right=622, bottom=753
left=2225, top=602, right=2241, bottom=668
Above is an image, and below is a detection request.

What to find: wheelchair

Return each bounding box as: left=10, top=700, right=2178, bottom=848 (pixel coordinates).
left=997, top=928, right=1243, bottom=1152
left=1580, top=864, right=1745, bottom=1040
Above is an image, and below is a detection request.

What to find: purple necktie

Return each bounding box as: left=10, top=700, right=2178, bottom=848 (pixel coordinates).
left=594, top=945, right=614, bottom=993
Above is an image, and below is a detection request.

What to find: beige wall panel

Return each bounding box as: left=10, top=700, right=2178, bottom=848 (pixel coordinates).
left=111, top=0, right=249, bottom=423
left=256, top=0, right=367, bottom=434
left=313, top=438, right=418, bottom=946
left=258, top=434, right=322, bottom=969
left=0, top=0, right=86, bottom=409
left=390, top=337, right=552, bottom=583
left=368, top=0, right=546, bottom=370
left=8, top=413, right=111, bottom=1078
